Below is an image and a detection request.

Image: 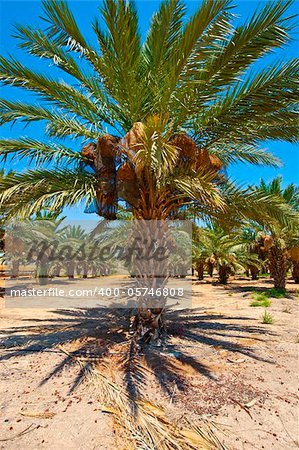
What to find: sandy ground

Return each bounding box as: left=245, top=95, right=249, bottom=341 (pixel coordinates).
left=0, top=276, right=298, bottom=449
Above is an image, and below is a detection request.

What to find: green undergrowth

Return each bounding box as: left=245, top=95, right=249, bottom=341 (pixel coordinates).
left=261, top=310, right=274, bottom=324
left=268, top=288, right=287, bottom=298
left=250, top=292, right=271, bottom=307
left=250, top=287, right=287, bottom=307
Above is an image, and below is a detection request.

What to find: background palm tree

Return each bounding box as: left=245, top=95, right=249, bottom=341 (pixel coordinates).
left=57, top=224, right=88, bottom=279
left=193, top=223, right=260, bottom=284
left=252, top=177, right=299, bottom=289
left=240, top=226, right=269, bottom=280
left=192, top=245, right=206, bottom=280
left=0, top=0, right=298, bottom=341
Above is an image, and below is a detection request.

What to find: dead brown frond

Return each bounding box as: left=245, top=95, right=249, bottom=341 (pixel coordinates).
left=0, top=424, right=36, bottom=442
left=55, top=330, right=229, bottom=450
left=85, top=360, right=228, bottom=450
left=20, top=411, right=56, bottom=419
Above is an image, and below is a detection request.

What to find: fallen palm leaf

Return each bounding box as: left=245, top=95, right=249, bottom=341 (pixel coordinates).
left=245, top=398, right=257, bottom=408
left=20, top=411, right=56, bottom=419
left=100, top=405, right=118, bottom=414
left=89, top=364, right=228, bottom=449
left=229, top=398, right=253, bottom=419
left=58, top=343, right=229, bottom=449
left=139, top=400, right=167, bottom=418
left=227, top=358, right=245, bottom=364
left=0, top=424, right=35, bottom=442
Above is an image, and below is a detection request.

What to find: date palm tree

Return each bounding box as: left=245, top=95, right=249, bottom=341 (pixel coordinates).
left=192, top=245, right=206, bottom=281
left=192, top=224, right=213, bottom=280
left=254, top=177, right=299, bottom=289
left=240, top=226, right=269, bottom=280
left=0, top=0, right=298, bottom=341
left=194, top=224, right=261, bottom=284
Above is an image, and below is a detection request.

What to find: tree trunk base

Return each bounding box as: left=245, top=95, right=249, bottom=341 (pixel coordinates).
left=218, top=265, right=229, bottom=284
left=269, top=246, right=287, bottom=290
left=195, top=263, right=204, bottom=281
left=292, top=261, right=299, bottom=283
left=130, top=309, right=166, bottom=347
left=250, top=266, right=259, bottom=280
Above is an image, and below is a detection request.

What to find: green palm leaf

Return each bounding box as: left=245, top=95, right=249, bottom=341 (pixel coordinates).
left=0, top=169, right=96, bottom=218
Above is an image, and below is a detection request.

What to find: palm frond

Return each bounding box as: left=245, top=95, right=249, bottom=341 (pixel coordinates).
left=220, top=182, right=299, bottom=229
left=0, top=99, right=100, bottom=139
left=0, top=56, right=114, bottom=128
left=93, top=0, right=144, bottom=122
left=257, top=176, right=299, bottom=210
left=174, top=170, right=226, bottom=210
left=0, top=169, right=97, bottom=218
left=0, top=137, right=81, bottom=165
left=14, top=24, right=91, bottom=82
left=203, top=0, right=295, bottom=89
left=169, top=0, right=296, bottom=126
left=196, top=59, right=299, bottom=145
left=12, top=23, right=120, bottom=121
left=143, top=0, right=185, bottom=74
left=158, top=0, right=233, bottom=110
left=133, top=116, right=179, bottom=182
left=41, top=0, right=103, bottom=73
left=210, top=144, right=282, bottom=167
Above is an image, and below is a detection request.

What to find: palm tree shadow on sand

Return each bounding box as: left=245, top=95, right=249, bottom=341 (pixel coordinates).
left=0, top=305, right=274, bottom=391
left=0, top=305, right=277, bottom=448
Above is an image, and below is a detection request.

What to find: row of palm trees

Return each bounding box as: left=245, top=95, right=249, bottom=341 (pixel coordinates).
left=192, top=177, right=299, bottom=288
left=193, top=224, right=258, bottom=284
left=193, top=222, right=299, bottom=287
left=4, top=219, right=113, bottom=283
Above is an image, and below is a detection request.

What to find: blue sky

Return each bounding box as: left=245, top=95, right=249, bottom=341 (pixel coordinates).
left=0, top=0, right=298, bottom=219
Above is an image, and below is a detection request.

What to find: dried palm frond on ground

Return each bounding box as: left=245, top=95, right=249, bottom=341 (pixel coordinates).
left=20, top=411, right=56, bottom=419
left=0, top=424, right=37, bottom=442
left=64, top=342, right=229, bottom=450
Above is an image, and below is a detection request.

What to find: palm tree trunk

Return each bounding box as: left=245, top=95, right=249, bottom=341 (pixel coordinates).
left=218, top=265, right=229, bottom=284
left=196, top=262, right=204, bottom=280
left=207, top=261, right=214, bottom=277
left=268, top=246, right=287, bottom=289
left=130, top=219, right=170, bottom=345
left=53, top=264, right=61, bottom=277
left=250, top=266, right=259, bottom=280
left=37, top=262, right=49, bottom=285
left=11, top=260, right=20, bottom=278
left=292, top=261, right=299, bottom=283
left=67, top=261, right=75, bottom=280
left=82, top=262, right=88, bottom=278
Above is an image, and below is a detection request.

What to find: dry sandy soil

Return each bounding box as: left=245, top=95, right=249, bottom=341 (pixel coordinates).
left=0, top=277, right=298, bottom=449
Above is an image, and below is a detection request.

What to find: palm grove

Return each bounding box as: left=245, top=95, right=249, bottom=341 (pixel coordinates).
left=0, top=0, right=298, bottom=341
